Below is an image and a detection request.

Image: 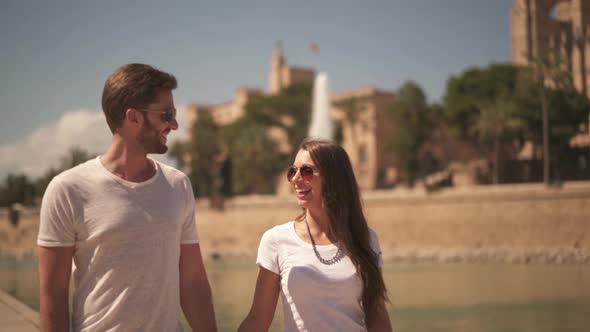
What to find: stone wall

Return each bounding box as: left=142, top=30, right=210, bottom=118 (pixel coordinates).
left=198, top=182, right=590, bottom=263
left=2, top=182, right=590, bottom=263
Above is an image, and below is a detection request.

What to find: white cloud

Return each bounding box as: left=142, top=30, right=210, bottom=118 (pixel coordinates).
left=0, top=107, right=189, bottom=179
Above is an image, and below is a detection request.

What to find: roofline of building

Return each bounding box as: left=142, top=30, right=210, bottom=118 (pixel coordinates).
left=287, top=66, right=314, bottom=73
left=331, top=86, right=395, bottom=101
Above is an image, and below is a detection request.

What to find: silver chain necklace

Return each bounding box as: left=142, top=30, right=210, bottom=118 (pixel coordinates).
left=304, top=218, right=345, bottom=265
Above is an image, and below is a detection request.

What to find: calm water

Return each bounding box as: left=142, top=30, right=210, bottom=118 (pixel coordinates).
left=2, top=260, right=590, bottom=332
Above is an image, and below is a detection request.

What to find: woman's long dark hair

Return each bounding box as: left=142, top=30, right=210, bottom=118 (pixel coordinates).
left=295, top=138, right=387, bottom=326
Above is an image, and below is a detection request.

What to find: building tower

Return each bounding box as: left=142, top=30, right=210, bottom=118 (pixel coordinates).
left=511, top=0, right=590, bottom=98
left=269, top=43, right=285, bottom=95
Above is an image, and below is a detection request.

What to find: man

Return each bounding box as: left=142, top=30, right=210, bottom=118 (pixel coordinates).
left=37, top=64, right=217, bottom=331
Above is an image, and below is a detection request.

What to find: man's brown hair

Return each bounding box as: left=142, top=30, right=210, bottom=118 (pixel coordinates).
left=101, top=63, right=177, bottom=132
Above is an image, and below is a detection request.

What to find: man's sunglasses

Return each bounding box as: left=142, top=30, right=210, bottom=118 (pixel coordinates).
left=286, top=164, right=318, bottom=182
left=139, top=108, right=176, bottom=123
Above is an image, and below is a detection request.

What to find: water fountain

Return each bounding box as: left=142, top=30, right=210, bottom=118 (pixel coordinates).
left=308, top=72, right=333, bottom=140
left=277, top=71, right=334, bottom=196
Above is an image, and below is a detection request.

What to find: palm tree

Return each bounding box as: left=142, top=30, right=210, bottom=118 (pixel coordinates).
left=476, top=97, right=526, bottom=184
left=386, top=82, right=432, bottom=187
left=530, top=51, right=576, bottom=185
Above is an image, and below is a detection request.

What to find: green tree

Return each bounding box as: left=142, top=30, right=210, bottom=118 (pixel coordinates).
left=244, top=83, right=312, bottom=152
left=0, top=174, right=35, bottom=207
left=512, top=64, right=589, bottom=181
left=444, top=63, right=589, bottom=184
left=475, top=96, right=526, bottom=183
left=59, top=147, right=94, bottom=170
left=387, top=81, right=435, bottom=187
left=168, top=141, right=186, bottom=170
left=528, top=53, right=582, bottom=184
left=444, top=64, right=521, bottom=142
left=35, top=147, right=96, bottom=198
left=185, top=111, right=221, bottom=198
left=218, top=83, right=312, bottom=195
left=222, top=121, right=286, bottom=194
left=545, top=88, right=590, bottom=181
left=35, top=167, right=60, bottom=201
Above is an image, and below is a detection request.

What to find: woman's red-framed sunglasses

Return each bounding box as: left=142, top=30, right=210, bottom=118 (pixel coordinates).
left=286, top=164, right=317, bottom=182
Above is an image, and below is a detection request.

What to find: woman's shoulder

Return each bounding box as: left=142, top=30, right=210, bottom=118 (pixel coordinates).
left=266, top=221, right=294, bottom=235
left=368, top=227, right=379, bottom=239
left=258, top=221, right=295, bottom=251
left=261, top=221, right=294, bottom=239
left=367, top=227, right=381, bottom=250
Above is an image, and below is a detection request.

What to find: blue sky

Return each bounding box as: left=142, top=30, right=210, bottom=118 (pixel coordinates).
left=0, top=0, right=514, bottom=177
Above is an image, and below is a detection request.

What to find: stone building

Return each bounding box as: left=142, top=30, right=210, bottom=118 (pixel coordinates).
left=331, top=88, right=396, bottom=189
left=185, top=47, right=314, bottom=140
left=511, top=0, right=590, bottom=98
left=512, top=0, right=590, bottom=163
left=268, top=47, right=315, bottom=95
left=185, top=47, right=397, bottom=192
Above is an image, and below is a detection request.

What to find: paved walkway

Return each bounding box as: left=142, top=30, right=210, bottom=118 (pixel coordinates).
left=0, top=289, right=39, bottom=332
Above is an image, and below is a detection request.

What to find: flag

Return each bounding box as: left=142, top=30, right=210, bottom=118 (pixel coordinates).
left=309, top=42, right=320, bottom=54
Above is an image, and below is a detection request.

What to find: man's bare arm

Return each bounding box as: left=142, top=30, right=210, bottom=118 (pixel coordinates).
left=38, top=246, right=74, bottom=332
left=179, top=243, right=217, bottom=331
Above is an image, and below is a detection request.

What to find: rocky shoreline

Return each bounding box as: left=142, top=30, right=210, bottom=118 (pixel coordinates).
left=197, top=247, right=590, bottom=265
left=1, top=237, right=589, bottom=265
left=383, top=248, right=590, bottom=264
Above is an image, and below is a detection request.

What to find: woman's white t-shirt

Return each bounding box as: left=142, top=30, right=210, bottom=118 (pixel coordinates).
left=256, top=221, right=382, bottom=332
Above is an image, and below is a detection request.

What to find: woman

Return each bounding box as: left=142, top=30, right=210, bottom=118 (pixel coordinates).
left=238, top=138, right=392, bottom=331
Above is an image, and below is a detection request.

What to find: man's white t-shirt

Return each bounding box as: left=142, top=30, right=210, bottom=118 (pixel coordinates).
left=256, top=221, right=382, bottom=332
left=38, top=157, right=198, bottom=332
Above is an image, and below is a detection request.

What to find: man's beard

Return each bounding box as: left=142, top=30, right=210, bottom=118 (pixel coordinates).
left=138, top=117, right=168, bottom=154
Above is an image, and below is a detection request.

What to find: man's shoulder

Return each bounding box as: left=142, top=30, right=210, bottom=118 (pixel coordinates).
left=42, top=158, right=98, bottom=204
left=155, top=159, right=189, bottom=181
left=52, top=157, right=99, bottom=185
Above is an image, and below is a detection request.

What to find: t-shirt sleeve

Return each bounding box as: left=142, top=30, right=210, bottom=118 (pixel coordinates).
left=37, top=177, right=76, bottom=247
left=369, top=228, right=383, bottom=268
left=256, top=228, right=280, bottom=275
left=180, top=177, right=199, bottom=244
